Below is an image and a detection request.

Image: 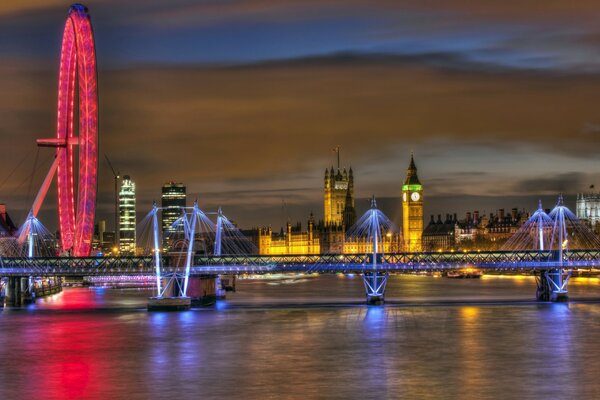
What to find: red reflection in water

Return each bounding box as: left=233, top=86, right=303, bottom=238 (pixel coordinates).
left=35, top=288, right=103, bottom=310
left=59, top=357, right=92, bottom=398
left=16, top=317, right=112, bottom=399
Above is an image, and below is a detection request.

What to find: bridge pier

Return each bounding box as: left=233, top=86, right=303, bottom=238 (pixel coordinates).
left=187, top=276, right=217, bottom=306
left=217, top=275, right=237, bottom=292
left=3, top=277, right=35, bottom=306
left=20, top=277, right=34, bottom=304
left=363, top=272, right=388, bottom=305
left=5, top=277, right=20, bottom=306
left=147, top=276, right=191, bottom=311
left=215, top=275, right=226, bottom=300
left=536, top=269, right=570, bottom=302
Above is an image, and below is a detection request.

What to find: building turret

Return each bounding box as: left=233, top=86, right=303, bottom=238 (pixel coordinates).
left=343, top=187, right=357, bottom=228
left=324, top=154, right=354, bottom=227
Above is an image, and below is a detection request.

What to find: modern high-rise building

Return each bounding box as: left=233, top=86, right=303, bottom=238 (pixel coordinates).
left=161, top=182, right=186, bottom=247
left=119, top=175, right=136, bottom=254
left=402, top=153, right=423, bottom=252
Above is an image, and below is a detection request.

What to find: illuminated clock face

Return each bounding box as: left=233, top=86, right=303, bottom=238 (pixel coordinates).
left=411, top=192, right=420, bottom=201
left=403, top=192, right=407, bottom=202
left=334, top=182, right=348, bottom=190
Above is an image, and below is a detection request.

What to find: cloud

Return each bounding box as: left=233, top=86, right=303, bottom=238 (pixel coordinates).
left=3, top=0, right=600, bottom=72
left=511, top=172, right=592, bottom=195
left=0, top=56, right=598, bottom=230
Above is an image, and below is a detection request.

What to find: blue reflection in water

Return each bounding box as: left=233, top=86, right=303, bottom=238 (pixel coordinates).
left=364, top=305, right=386, bottom=327
left=362, top=306, right=392, bottom=392
left=215, top=300, right=229, bottom=311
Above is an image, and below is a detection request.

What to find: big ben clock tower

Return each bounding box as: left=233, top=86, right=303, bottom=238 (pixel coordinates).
left=402, top=153, right=423, bottom=252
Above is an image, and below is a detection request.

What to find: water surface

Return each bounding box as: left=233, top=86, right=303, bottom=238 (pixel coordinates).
left=2, top=275, right=600, bottom=399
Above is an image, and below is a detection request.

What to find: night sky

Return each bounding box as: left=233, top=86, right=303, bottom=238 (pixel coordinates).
left=1, top=1, right=600, bottom=230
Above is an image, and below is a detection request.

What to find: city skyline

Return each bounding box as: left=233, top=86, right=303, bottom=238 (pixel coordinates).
left=1, top=1, right=600, bottom=230
left=3, top=5, right=600, bottom=399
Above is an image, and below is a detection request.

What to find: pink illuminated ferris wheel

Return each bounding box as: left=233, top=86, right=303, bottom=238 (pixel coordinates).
left=19, top=4, right=98, bottom=256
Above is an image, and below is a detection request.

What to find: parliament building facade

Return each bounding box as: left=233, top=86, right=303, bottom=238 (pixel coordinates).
left=254, top=153, right=422, bottom=255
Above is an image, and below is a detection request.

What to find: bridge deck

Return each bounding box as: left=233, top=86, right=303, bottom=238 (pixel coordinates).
left=0, top=250, right=599, bottom=276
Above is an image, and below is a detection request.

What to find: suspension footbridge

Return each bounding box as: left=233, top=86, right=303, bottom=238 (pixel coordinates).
left=2, top=4, right=600, bottom=309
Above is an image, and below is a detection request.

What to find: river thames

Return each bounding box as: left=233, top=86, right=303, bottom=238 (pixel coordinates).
left=2, top=274, right=600, bottom=399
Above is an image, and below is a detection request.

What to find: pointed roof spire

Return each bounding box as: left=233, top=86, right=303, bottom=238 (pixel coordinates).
left=370, top=195, right=377, bottom=209
left=345, top=186, right=352, bottom=202
left=404, top=152, right=421, bottom=185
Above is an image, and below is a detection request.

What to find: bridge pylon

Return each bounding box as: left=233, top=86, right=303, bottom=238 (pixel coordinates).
left=543, top=198, right=572, bottom=302
left=147, top=201, right=220, bottom=310
left=213, top=207, right=226, bottom=299
left=147, top=202, right=194, bottom=311
left=350, top=196, right=397, bottom=305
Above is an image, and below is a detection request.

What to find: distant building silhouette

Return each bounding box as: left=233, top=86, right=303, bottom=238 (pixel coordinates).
left=0, top=204, right=17, bottom=236
left=422, top=208, right=529, bottom=251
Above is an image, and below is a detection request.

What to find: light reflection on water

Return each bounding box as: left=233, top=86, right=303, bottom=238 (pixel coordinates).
left=1, top=275, right=600, bottom=399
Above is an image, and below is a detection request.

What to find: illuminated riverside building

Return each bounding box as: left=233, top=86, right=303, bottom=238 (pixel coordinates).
left=257, top=217, right=320, bottom=255
left=118, top=175, right=136, bottom=254
left=577, top=192, right=600, bottom=231
left=255, top=156, right=402, bottom=255
left=161, top=182, right=186, bottom=248
left=402, top=154, right=423, bottom=252
left=324, top=163, right=356, bottom=227
left=255, top=219, right=401, bottom=255
left=422, top=209, right=529, bottom=251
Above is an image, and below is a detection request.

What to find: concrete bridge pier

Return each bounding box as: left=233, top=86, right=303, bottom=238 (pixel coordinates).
left=147, top=275, right=218, bottom=310
left=147, top=277, right=190, bottom=311
left=4, top=277, right=21, bottom=306
left=536, top=269, right=570, bottom=302
left=187, top=275, right=217, bottom=306
left=215, top=275, right=226, bottom=300
left=363, top=272, right=388, bottom=305
left=20, top=277, right=34, bottom=304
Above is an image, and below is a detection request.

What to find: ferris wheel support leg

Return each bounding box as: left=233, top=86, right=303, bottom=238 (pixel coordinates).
left=17, top=156, right=60, bottom=244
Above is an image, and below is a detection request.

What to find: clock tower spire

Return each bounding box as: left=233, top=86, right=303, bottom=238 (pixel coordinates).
left=402, top=152, right=423, bottom=252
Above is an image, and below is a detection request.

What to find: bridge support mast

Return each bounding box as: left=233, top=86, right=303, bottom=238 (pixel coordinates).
left=362, top=197, right=388, bottom=305
left=148, top=204, right=193, bottom=311
left=186, top=203, right=218, bottom=306
left=213, top=208, right=226, bottom=299
left=537, top=200, right=571, bottom=302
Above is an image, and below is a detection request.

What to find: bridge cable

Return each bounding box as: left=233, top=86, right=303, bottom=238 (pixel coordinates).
left=0, top=147, right=35, bottom=192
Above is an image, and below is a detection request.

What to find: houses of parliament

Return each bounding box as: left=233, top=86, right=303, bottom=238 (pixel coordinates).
left=255, top=153, right=423, bottom=254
